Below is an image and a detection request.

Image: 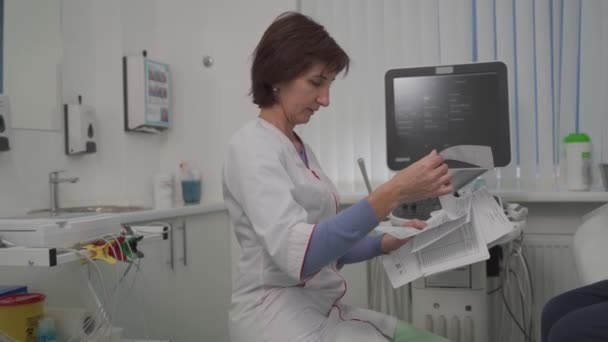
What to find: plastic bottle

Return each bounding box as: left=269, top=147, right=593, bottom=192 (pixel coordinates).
left=154, top=173, right=175, bottom=209
left=36, top=317, right=57, bottom=342
left=179, top=162, right=202, bottom=204
left=564, top=133, right=591, bottom=191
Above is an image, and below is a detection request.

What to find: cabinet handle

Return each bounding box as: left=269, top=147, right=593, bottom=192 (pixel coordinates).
left=168, top=222, right=175, bottom=270
left=179, top=220, right=187, bottom=266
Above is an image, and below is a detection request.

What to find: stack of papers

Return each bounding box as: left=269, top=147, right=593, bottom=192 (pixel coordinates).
left=378, top=187, right=515, bottom=288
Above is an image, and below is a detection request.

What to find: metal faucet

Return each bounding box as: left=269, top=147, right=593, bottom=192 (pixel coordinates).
left=49, top=170, right=79, bottom=214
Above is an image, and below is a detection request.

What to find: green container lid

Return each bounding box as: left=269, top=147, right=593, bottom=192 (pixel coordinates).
left=564, top=133, right=591, bottom=143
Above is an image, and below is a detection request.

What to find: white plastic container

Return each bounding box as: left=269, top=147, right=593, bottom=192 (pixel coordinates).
left=564, top=133, right=591, bottom=191
left=600, top=163, right=608, bottom=190
left=154, top=173, right=174, bottom=208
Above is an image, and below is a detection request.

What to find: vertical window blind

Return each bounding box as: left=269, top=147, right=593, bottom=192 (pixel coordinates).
left=297, top=0, right=608, bottom=193
left=0, top=0, right=4, bottom=94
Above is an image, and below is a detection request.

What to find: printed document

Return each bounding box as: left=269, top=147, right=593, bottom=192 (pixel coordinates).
left=471, top=187, right=513, bottom=244
left=376, top=191, right=471, bottom=244
left=439, top=145, right=492, bottom=190
left=380, top=186, right=513, bottom=289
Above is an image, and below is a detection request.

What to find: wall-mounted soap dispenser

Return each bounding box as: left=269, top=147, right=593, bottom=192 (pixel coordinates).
left=64, top=95, right=97, bottom=155
left=0, top=95, right=11, bottom=152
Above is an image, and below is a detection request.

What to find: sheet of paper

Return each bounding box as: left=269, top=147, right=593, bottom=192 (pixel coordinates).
left=411, top=212, right=469, bottom=253
left=439, top=192, right=472, bottom=218
left=381, top=220, right=490, bottom=288
left=379, top=186, right=513, bottom=289
left=439, top=145, right=492, bottom=190
left=381, top=242, right=422, bottom=288
left=439, top=145, right=494, bottom=169
left=375, top=210, right=462, bottom=240
left=449, top=169, right=489, bottom=191
left=471, top=187, right=514, bottom=244
left=408, top=193, right=472, bottom=252
left=417, top=221, right=490, bottom=276
left=375, top=225, right=422, bottom=239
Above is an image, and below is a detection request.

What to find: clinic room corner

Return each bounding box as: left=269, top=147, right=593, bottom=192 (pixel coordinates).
left=1, top=1, right=608, bottom=341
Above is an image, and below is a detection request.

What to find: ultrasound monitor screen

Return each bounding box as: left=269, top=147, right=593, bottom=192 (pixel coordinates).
left=385, top=62, right=511, bottom=170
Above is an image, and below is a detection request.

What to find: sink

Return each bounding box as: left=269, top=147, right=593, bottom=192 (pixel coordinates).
left=24, top=205, right=148, bottom=218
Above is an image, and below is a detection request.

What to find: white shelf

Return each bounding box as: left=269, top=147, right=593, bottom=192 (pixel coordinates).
left=0, top=231, right=166, bottom=267
left=339, top=190, right=608, bottom=204
left=0, top=203, right=225, bottom=267
left=110, top=202, right=226, bottom=224
left=3, top=190, right=606, bottom=267
left=492, top=190, right=608, bottom=203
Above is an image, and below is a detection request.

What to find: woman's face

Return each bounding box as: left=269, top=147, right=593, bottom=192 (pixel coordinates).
left=276, top=63, right=337, bottom=126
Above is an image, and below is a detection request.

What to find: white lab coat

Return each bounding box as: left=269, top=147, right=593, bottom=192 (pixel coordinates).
left=223, top=118, right=397, bottom=342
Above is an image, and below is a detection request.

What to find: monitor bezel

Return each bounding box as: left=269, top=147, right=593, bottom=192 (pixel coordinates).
left=385, top=61, right=511, bottom=170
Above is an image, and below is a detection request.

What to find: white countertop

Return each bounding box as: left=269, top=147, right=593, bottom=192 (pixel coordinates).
left=3, top=188, right=607, bottom=226
left=0, top=202, right=228, bottom=266
left=340, top=189, right=608, bottom=204
left=95, top=189, right=608, bottom=223
left=112, top=202, right=226, bottom=224
left=2, top=190, right=606, bottom=267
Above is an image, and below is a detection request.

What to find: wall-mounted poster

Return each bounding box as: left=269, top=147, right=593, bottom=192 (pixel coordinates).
left=145, top=59, right=171, bottom=126
left=123, top=54, right=171, bottom=133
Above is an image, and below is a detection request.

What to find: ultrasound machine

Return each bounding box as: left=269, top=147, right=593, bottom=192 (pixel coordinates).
left=378, top=61, right=512, bottom=341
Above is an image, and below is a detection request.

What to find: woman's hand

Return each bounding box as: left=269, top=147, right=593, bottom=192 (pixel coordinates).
left=367, top=150, right=453, bottom=221
left=380, top=219, right=427, bottom=254
left=389, top=150, right=453, bottom=203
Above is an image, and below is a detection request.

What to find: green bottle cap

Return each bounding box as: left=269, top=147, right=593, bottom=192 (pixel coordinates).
left=564, top=133, right=591, bottom=143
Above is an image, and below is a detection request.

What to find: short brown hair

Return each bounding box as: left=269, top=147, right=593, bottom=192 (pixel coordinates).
left=250, top=12, right=350, bottom=108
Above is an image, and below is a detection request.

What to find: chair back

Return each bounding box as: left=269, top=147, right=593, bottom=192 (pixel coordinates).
left=573, top=204, right=608, bottom=285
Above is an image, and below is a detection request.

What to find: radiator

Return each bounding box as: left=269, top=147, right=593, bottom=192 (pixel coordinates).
left=488, top=234, right=581, bottom=342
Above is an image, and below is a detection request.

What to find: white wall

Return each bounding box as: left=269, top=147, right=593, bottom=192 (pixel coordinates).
left=3, top=0, right=63, bottom=131
left=155, top=0, right=296, bottom=202
left=0, top=0, right=295, bottom=218
left=0, top=0, right=294, bottom=340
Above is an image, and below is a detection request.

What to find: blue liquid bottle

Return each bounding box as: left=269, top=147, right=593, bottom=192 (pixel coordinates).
left=36, top=318, right=57, bottom=342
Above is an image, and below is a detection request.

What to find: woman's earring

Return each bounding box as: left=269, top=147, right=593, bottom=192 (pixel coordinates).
left=272, top=87, right=279, bottom=92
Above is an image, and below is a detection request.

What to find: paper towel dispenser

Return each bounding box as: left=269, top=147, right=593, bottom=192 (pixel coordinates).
left=0, top=95, right=11, bottom=152
left=64, top=96, right=97, bottom=155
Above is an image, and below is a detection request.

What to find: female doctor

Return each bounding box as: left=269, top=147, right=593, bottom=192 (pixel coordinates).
left=223, top=12, right=453, bottom=342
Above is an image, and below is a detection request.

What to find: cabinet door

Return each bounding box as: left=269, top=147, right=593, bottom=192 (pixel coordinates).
left=172, top=212, right=232, bottom=341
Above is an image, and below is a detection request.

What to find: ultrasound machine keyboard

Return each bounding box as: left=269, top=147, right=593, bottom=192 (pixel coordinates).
left=391, top=197, right=442, bottom=221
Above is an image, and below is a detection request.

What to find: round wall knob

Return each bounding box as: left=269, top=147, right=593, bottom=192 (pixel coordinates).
left=202, top=56, right=214, bottom=68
